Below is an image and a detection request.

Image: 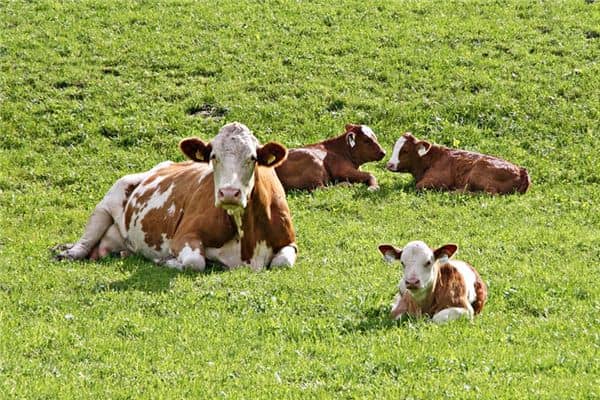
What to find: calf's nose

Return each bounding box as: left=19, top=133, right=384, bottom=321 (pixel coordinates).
left=386, top=162, right=397, bottom=171
left=218, top=187, right=242, bottom=203
left=405, top=278, right=421, bottom=289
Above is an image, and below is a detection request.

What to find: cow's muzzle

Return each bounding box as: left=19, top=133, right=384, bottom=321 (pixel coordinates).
left=217, top=187, right=243, bottom=207
left=386, top=162, right=399, bottom=172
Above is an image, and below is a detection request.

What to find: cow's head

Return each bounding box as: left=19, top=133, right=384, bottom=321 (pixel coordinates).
left=180, top=122, right=287, bottom=210
left=386, top=133, right=432, bottom=172
left=378, top=241, right=457, bottom=296
left=344, top=124, right=386, bottom=166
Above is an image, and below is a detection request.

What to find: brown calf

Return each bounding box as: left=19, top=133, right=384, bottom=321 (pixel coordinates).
left=378, top=241, right=487, bottom=324
left=386, top=133, right=530, bottom=194
left=275, top=124, right=385, bottom=191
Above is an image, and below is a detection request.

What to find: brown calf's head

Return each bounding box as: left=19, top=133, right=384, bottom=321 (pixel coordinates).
left=344, top=124, right=386, bottom=166
left=379, top=241, right=458, bottom=295
left=180, top=122, right=287, bottom=210
left=386, top=132, right=432, bottom=172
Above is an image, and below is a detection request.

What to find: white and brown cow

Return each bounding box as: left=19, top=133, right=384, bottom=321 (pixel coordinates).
left=378, top=241, right=487, bottom=324
left=275, top=124, right=386, bottom=191
left=55, top=122, right=297, bottom=271
left=386, top=132, right=530, bottom=194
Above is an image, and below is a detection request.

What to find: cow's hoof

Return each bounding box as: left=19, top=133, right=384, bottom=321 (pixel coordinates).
left=367, top=185, right=380, bottom=192
left=51, top=243, right=75, bottom=261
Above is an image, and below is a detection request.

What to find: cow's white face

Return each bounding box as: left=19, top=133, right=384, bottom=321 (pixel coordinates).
left=379, top=241, right=458, bottom=299
left=179, top=122, right=287, bottom=210
left=209, top=123, right=259, bottom=209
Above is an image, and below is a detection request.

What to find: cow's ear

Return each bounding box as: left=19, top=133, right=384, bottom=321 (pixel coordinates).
left=433, top=244, right=458, bottom=261
left=347, top=132, right=356, bottom=148
left=378, top=244, right=403, bottom=263
left=345, top=123, right=360, bottom=132
left=416, top=140, right=432, bottom=157
left=179, top=138, right=212, bottom=163
left=257, top=142, right=287, bottom=167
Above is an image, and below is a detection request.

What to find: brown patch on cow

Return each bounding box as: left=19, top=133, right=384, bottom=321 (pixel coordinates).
left=239, top=166, right=296, bottom=262
left=275, top=124, right=385, bottom=191
left=396, top=263, right=473, bottom=319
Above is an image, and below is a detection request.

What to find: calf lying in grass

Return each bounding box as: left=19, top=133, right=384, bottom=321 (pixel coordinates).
left=386, top=132, right=530, bottom=194
left=275, top=124, right=385, bottom=191
left=378, top=241, right=487, bottom=324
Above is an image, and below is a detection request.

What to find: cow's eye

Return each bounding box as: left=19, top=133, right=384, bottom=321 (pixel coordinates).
left=400, top=261, right=405, bottom=268
left=210, top=155, right=217, bottom=162
left=250, top=155, right=257, bottom=162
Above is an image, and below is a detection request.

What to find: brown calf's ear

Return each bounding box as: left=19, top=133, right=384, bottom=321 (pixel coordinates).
left=179, top=137, right=212, bottom=163
left=347, top=132, right=356, bottom=148
left=378, top=244, right=403, bottom=263
left=257, top=142, right=288, bottom=167
left=433, top=244, right=458, bottom=260
left=416, top=140, right=432, bottom=157
left=345, top=123, right=360, bottom=132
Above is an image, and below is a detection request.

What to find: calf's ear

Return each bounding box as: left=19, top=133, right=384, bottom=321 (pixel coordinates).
left=378, top=244, right=403, bottom=263
left=433, top=244, right=458, bottom=261
left=416, top=140, right=431, bottom=156
left=345, top=123, right=360, bottom=132
left=257, top=142, right=288, bottom=167
left=347, top=132, right=356, bottom=148
left=179, top=138, right=212, bottom=163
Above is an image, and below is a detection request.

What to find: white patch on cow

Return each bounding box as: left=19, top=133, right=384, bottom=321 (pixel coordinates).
left=432, top=307, right=472, bottom=324
left=206, top=239, right=242, bottom=268
left=206, top=240, right=273, bottom=271
left=177, top=243, right=205, bottom=271
left=270, top=245, right=297, bottom=268
left=449, top=260, right=477, bottom=304
left=167, top=203, right=176, bottom=217
left=360, top=125, right=376, bottom=140
left=388, top=136, right=407, bottom=168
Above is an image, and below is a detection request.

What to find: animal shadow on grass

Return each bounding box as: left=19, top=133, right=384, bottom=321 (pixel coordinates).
left=341, top=304, right=404, bottom=334
left=351, top=179, right=415, bottom=201
left=105, top=256, right=226, bottom=293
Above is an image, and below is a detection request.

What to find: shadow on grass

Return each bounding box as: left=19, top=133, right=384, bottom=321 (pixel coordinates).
left=340, top=304, right=400, bottom=334
left=95, top=256, right=226, bottom=293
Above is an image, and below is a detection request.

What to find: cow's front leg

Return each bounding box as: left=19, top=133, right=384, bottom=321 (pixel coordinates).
left=270, top=244, right=297, bottom=268
left=340, top=169, right=379, bottom=191
left=431, top=307, right=473, bottom=324
left=159, top=237, right=206, bottom=272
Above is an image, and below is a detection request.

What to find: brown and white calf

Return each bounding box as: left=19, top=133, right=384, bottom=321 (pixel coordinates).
left=275, top=124, right=385, bottom=191
left=386, top=133, right=530, bottom=194
left=55, top=122, right=297, bottom=271
left=378, top=241, right=487, bottom=324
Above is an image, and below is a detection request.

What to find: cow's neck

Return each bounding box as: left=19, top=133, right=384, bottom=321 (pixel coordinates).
left=238, top=168, right=272, bottom=262
left=409, top=267, right=439, bottom=313
left=410, top=146, right=439, bottom=181
left=226, top=208, right=244, bottom=239
left=322, top=134, right=357, bottom=167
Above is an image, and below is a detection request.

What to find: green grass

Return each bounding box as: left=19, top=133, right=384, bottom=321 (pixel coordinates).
left=1, top=0, right=599, bottom=398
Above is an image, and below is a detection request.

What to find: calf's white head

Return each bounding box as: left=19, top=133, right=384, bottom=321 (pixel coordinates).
left=386, top=132, right=432, bottom=172
left=180, top=122, right=287, bottom=210
left=378, top=240, right=457, bottom=295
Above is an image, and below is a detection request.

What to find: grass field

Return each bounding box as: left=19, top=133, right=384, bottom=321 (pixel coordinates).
left=1, top=0, right=599, bottom=398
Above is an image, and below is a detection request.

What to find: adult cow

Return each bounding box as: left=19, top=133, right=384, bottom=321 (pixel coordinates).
left=55, top=122, right=297, bottom=271
left=275, top=124, right=385, bottom=191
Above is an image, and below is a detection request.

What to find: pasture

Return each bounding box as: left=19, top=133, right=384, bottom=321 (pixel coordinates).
left=1, top=0, right=599, bottom=398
